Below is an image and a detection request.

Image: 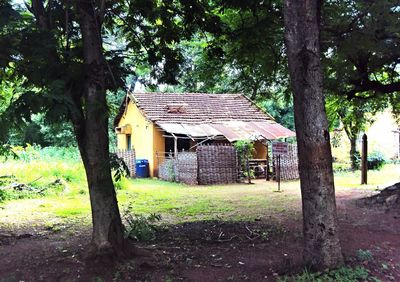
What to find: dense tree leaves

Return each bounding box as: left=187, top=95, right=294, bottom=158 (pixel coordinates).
left=322, top=0, right=400, bottom=102
left=322, top=0, right=399, bottom=166
left=171, top=0, right=294, bottom=128
left=0, top=0, right=226, bottom=257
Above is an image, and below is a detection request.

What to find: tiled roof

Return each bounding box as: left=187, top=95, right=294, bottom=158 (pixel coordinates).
left=115, top=92, right=274, bottom=125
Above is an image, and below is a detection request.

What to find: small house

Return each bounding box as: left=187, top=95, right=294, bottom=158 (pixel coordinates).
left=114, top=92, right=295, bottom=177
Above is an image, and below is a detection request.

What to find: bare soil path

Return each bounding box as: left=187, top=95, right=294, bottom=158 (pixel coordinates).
left=1, top=186, right=399, bottom=281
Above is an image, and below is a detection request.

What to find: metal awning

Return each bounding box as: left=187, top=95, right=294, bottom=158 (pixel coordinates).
left=156, top=121, right=295, bottom=142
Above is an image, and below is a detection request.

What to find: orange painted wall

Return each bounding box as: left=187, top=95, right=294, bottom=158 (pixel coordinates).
left=116, top=101, right=165, bottom=177
left=253, top=141, right=268, bottom=159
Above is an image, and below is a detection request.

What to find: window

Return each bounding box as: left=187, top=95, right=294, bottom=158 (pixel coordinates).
left=126, top=134, right=132, bottom=150
left=165, top=136, right=190, bottom=153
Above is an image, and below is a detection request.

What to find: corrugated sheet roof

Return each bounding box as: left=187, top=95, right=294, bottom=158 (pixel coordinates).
left=114, top=92, right=296, bottom=141
left=156, top=121, right=296, bottom=141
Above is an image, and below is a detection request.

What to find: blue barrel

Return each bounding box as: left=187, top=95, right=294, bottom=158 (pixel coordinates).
left=136, top=159, right=149, bottom=178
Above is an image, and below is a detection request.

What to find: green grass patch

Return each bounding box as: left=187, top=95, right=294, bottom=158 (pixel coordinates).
left=0, top=148, right=399, bottom=229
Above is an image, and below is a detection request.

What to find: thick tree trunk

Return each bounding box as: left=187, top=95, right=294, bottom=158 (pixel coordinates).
left=75, top=1, right=125, bottom=257
left=284, top=0, right=343, bottom=270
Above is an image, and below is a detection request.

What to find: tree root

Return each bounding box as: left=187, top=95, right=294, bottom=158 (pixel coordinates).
left=84, top=238, right=153, bottom=264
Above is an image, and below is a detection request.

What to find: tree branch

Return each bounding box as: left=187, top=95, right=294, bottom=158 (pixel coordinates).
left=30, top=0, right=50, bottom=30
left=347, top=80, right=400, bottom=99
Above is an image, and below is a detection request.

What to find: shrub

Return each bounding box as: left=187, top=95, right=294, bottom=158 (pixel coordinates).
left=367, top=151, right=386, bottom=170
left=278, top=266, right=370, bottom=282
left=332, top=162, right=351, bottom=173
left=123, top=206, right=162, bottom=241
left=11, top=145, right=80, bottom=162
left=357, top=249, right=374, bottom=262
left=234, top=140, right=256, bottom=181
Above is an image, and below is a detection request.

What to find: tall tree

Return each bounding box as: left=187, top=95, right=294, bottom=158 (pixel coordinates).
left=321, top=0, right=399, bottom=167
left=322, top=0, right=399, bottom=105
left=284, top=0, right=343, bottom=270
left=326, top=95, right=386, bottom=169
left=0, top=0, right=220, bottom=257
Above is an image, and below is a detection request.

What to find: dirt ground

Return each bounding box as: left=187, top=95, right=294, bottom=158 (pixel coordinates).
left=0, top=188, right=399, bottom=281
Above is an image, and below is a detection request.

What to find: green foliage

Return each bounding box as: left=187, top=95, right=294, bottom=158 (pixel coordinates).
left=0, top=175, right=66, bottom=202
left=170, top=1, right=294, bottom=130
left=234, top=140, right=255, bottom=158
left=234, top=140, right=256, bottom=180
left=234, top=140, right=255, bottom=163
left=9, top=145, right=80, bottom=163
left=278, top=266, right=370, bottom=282
left=367, top=152, right=386, bottom=171
left=357, top=249, right=374, bottom=262
left=261, top=99, right=295, bottom=130
left=123, top=207, right=162, bottom=241
left=353, top=151, right=361, bottom=170
left=109, top=154, right=129, bottom=182
left=0, top=146, right=85, bottom=202
left=332, top=162, right=351, bottom=173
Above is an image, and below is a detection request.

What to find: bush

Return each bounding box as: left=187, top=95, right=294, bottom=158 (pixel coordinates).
left=10, top=145, right=80, bottom=162
left=0, top=176, right=66, bottom=202
left=278, top=266, right=370, bottom=282
left=367, top=151, right=386, bottom=170
left=357, top=249, right=374, bottom=262
left=123, top=206, right=162, bottom=241
left=234, top=140, right=256, bottom=181
left=332, top=162, right=351, bottom=173
left=0, top=146, right=86, bottom=202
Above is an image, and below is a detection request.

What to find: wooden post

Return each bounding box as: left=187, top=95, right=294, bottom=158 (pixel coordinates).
left=361, top=134, right=368, bottom=184
left=246, top=150, right=251, bottom=184
left=277, top=155, right=281, bottom=192
left=174, top=136, right=178, bottom=159
left=266, top=143, right=270, bottom=181
left=246, top=156, right=251, bottom=184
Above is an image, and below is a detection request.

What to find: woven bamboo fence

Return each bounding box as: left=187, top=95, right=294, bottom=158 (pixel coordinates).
left=157, top=152, right=176, bottom=182
left=197, top=144, right=238, bottom=185
left=176, top=152, right=198, bottom=185
left=115, top=149, right=136, bottom=177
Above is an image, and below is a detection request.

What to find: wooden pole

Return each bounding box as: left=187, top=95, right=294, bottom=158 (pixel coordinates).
left=246, top=150, right=251, bottom=184
left=277, top=155, right=281, bottom=191
left=361, top=134, right=368, bottom=184
left=266, top=143, right=270, bottom=181
left=174, top=136, right=178, bottom=159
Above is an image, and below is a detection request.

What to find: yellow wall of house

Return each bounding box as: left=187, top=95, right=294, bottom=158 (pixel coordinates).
left=152, top=126, right=165, bottom=176
left=253, top=141, right=268, bottom=159
left=117, top=101, right=164, bottom=177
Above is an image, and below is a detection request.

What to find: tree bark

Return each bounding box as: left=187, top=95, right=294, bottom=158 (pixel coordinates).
left=349, top=136, right=358, bottom=170
left=284, top=0, right=343, bottom=270
left=75, top=0, right=125, bottom=257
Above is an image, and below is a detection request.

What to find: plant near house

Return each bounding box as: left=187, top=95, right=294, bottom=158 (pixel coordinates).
left=234, top=140, right=256, bottom=181
left=109, top=154, right=129, bottom=182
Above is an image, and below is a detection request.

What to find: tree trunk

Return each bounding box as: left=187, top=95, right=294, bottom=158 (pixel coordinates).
left=342, top=123, right=359, bottom=171
left=349, top=136, right=358, bottom=170
left=75, top=1, right=125, bottom=257
left=284, top=0, right=343, bottom=270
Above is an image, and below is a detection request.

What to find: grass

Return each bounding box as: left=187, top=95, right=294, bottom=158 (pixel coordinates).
left=0, top=146, right=399, bottom=230
left=278, top=266, right=370, bottom=282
